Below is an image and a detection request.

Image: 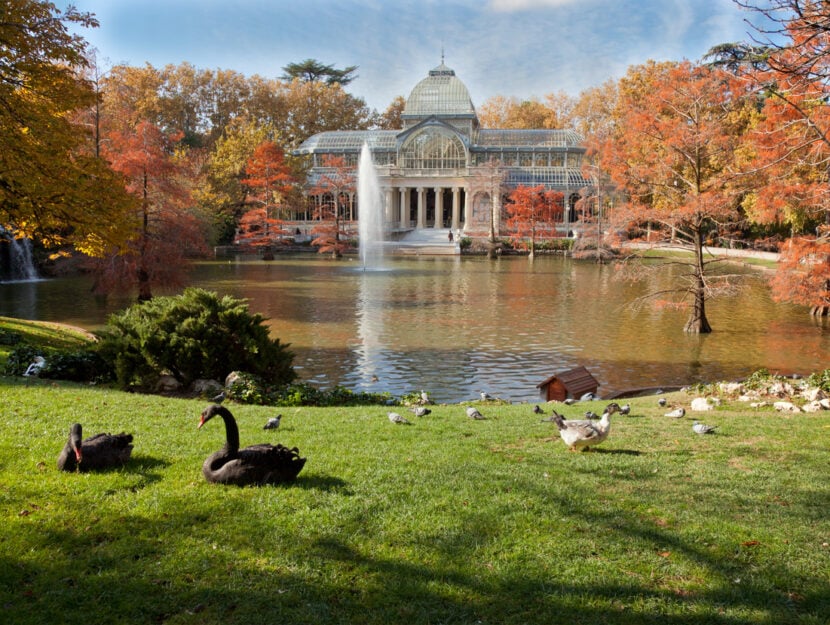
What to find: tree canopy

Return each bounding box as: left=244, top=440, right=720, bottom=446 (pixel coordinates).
left=281, top=59, right=358, bottom=86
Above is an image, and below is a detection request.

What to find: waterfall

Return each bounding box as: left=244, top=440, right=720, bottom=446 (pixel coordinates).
left=1, top=234, right=39, bottom=282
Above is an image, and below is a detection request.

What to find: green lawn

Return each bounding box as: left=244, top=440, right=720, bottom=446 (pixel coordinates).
left=1, top=375, right=828, bottom=625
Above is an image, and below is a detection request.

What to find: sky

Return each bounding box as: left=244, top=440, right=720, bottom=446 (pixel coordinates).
left=69, top=0, right=760, bottom=112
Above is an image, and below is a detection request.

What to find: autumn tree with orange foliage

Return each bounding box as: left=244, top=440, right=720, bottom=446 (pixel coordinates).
left=594, top=60, right=755, bottom=333
left=309, top=155, right=355, bottom=258
left=237, top=141, right=295, bottom=258
left=505, top=185, right=563, bottom=258
left=94, top=121, right=206, bottom=301
left=709, top=1, right=830, bottom=315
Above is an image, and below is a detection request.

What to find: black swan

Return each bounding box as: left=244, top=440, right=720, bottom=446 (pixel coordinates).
left=198, top=404, right=306, bottom=486
left=57, top=423, right=133, bottom=471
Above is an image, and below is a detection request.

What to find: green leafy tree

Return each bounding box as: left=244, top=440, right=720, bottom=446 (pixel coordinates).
left=281, top=59, right=358, bottom=86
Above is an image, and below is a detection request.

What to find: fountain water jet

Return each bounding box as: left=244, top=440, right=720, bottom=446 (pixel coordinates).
left=357, top=142, right=385, bottom=270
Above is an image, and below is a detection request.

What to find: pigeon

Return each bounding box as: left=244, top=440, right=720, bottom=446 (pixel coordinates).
left=212, top=391, right=226, bottom=404
left=664, top=407, right=686, bottom=418
left=480, top=391, right=493, bottom=401
left=579, top=392, right=596, bottom=401
left=619, top=403, right=631, bottom=416
left=388, top=412, right=411, bottom=424
left=584, top=410, right=599, bottom=420
left=692, top=421, right=716, bottom=434
left=410, top=406, right=431, bottom=417
left=563, top=398, right=575, bottom=405
left=657, top=397, right=668, bottom=407
left=466, top=406, right=485, bottom=420
left=263, top=415, right=282, bottom=430
left=533, top=405, right=544, bottom=415
left=420, top=390, right=431, bottom=405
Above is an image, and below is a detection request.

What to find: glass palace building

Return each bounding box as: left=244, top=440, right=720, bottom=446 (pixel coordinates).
left=294, top=62, right=590, bottom=236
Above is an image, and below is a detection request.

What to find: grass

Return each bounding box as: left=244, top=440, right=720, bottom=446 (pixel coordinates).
left=1, top=376, right=828, bottom=625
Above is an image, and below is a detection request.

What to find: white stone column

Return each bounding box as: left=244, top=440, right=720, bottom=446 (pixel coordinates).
left=463, top=187, right=472, bottom=231
left=451, top=187, right=460, bottom=230
left=399, top=187, right=408, bottom=229
left=416, top=187, right=425, bottom=229
left=491, top=192, right=500, bottom=237
left=434, top=187, right=444, bottom=228
left=384, top=187, right=394, bottom=224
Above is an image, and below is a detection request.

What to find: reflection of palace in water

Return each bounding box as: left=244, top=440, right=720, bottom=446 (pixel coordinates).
left=293, top=61, right=590, bottom=236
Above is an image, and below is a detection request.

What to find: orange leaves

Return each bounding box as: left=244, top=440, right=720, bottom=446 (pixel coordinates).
left=770, top=236, right=830, bottom=309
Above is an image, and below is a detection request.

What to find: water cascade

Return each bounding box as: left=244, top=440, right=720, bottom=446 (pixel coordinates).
left=0, top=231, right=38, bottom=282
left=357, top=142, right=385, bottom=270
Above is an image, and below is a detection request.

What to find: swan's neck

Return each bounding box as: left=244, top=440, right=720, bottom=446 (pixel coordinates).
left=218, top=409, right=240, bottom=454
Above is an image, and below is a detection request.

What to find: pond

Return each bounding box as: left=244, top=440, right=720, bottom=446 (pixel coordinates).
left=1, top=255, right=828, bottom=403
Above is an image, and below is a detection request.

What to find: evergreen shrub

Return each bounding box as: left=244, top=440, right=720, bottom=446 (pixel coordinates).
left=98, top=288, right=296, bottom=391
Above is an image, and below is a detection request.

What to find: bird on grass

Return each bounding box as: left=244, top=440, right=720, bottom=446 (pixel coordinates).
left=23, top=356, right=46, bottom=378
left=580, top=392, right=597, bottom=401
left=533, top=405, right=544, bottom=415
left=57, top=423, right=133, bottom=472
left=692, top=421, right=716, bottom=435
left=664, top=407, right=686, bottom=418
left=466, top=406, right=486, bottom=420
left=657, top=397, right=667, bottom=407
left=584, top=410, right=600, bottom=420
left=263, top=415, right=282, bottom=430
left=410, top=406, right=431, bottom=417
left=620, top=403, right=631, bottom=416
left=212, top=391, right=226, bottom=404
left=480, top=391, right=494, bottom=401
left=388, top=412, right=411, bottom=424
left=552, top=403, right=621, bottom=452
left=419, top=390, right=431, bottom=405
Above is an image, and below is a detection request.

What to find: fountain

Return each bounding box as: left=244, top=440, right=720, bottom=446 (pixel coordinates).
left=357, top=142, right=385, bottom=270
left=0, top=229, right=38, bottom=282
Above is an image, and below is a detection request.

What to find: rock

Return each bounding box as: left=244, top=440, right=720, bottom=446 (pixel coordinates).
left=801, top=387, right=827, bottom=402
left=801, top=400, right=825, bottom=413
left=719, top=382, right=744, bottom=396
left=225, top=371, right=244, bottom=388
left=155, top=375, right=182, bottom=393
left=691, top=397, right=720, bottom=411
left=820, top=398, right=830, bottom=410
left=190, top=378, right=223, bottom=395
left=773, top=401, right=801, bottom=413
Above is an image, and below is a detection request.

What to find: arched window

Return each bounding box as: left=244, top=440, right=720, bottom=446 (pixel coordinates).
left=399, top=128, right=467, bottom=170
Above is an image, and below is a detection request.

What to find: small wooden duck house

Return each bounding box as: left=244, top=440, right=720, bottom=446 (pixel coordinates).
left=536, top=366, right=599, bottom=402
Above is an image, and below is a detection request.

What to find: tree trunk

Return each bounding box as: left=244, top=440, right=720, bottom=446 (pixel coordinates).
left=684, top=230, right=712, bottom=334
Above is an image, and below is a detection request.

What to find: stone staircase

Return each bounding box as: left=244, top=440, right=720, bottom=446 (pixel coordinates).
left=390, top=228, right=460, bottom=256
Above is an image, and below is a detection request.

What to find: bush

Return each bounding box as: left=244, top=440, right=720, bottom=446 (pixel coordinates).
left=227, top=373, right=391, bottom=407
left=41, top=350, right=112, bottom=383
left=806, top=369, right=830, bottom=392
left=98, top=288, right=296, bottom=391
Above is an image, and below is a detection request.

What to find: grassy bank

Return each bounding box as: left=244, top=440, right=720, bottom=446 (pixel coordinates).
left=1, top=375, right=828, bottom=624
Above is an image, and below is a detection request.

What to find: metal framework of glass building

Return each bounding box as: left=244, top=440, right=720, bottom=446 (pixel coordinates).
left=293, top=62, right=590, bottom=235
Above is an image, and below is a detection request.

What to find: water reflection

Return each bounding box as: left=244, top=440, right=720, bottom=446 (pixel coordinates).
left=1, top=255, right=828, bottom=403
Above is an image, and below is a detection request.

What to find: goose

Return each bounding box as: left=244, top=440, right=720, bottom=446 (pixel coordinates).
left=551, top=402, right=620, bottom=451
left=263, top=415, right=281, bottom=430
left=57, top=423, right=133, bottom=471
left=388, top=412, right=410, bottom=424
left=198, top=404, right=305, bottom=486
left=466, top=406, right=486, bottom=420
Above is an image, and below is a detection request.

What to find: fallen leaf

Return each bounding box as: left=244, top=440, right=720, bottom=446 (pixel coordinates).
left=657, top=551, right=671, bottom=558
left=741, top=540, right=760, bottom=547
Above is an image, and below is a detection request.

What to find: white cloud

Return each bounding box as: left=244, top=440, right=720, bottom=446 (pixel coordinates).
left=487, top=0, right=580, bottom=11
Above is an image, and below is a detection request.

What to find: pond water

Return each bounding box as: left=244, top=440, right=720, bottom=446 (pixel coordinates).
left=1, top=255, right=828, bottom=403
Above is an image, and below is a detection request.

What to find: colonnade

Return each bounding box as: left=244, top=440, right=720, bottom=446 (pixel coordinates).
left=383, top=185, right=470, bottom=231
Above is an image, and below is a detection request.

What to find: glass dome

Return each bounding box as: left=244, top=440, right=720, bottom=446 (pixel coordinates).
left=402, top=63, right=476, bottom=119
